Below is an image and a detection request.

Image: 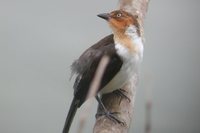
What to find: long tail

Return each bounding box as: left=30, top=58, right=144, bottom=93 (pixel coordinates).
left=63, top=97, right=79, bottom=133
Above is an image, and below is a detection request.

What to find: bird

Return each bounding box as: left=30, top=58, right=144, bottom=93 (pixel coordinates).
left=63, top=9, right=143, bottom=133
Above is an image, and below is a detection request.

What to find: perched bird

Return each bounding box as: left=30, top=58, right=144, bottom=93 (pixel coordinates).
left=63, top=10, right=143, bottom=133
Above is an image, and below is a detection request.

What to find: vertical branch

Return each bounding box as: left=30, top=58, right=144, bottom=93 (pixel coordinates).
left=93, top=0, right=149, bottom=133
left=118, top=0, right=149, bottom=19
left=118, top=0, right=150, bottom=41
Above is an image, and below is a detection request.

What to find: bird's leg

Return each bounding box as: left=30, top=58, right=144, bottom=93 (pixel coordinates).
left=113, top=88, right=131, bottom=103
left=95, top=96, right=124, bottom=125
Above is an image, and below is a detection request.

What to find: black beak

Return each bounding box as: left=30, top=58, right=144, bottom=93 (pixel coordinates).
left=97, top=13, right=110, bottom=21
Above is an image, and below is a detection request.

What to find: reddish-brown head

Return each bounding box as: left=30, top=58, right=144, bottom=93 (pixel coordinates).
left=98, top=10, right=139, bottom=34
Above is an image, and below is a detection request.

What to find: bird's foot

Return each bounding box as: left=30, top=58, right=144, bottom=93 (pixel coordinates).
left=96, top=111, right=124, bottom=125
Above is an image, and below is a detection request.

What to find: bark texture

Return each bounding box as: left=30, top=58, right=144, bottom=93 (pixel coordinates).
left=93, top=75, right=138, bottom=133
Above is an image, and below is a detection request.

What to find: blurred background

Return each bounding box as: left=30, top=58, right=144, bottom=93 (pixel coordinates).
left=0, top=0, right=200, bottom=133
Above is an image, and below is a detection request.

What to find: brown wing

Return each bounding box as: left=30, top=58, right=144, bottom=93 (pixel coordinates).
left=71, top=34, right=114, bottom=75
left=71, top=34, right=123, bottom=106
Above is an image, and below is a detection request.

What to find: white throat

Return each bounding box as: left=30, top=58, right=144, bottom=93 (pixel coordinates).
left=112, top=24, right=144, bottom=60
left=124, top=25, right=144, bottom=59
left=125, top=25, right=140, bottom=39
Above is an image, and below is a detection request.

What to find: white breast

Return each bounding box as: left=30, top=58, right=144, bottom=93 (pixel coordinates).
left=100, top=37, right=143, bottom=94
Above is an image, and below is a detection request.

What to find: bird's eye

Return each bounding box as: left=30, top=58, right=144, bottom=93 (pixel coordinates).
left=116, top=13, right=122, bottom=17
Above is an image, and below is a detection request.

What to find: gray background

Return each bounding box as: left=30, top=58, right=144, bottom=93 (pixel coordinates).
left=0, top=0, right=200, bottom=133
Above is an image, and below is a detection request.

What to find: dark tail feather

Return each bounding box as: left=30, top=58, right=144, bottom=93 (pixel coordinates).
left=63, top=97, right=79, bottom=133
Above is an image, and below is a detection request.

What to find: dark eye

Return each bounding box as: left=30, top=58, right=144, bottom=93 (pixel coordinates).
left=116, top=13, right=122, bottom=17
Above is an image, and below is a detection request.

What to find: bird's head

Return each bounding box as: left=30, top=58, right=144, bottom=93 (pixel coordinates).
left=97, top=10, right=140, bottom=37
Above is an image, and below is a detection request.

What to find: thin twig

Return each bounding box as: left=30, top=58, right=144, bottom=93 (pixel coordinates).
left=145, top=99, right=152, bottom=133
left=145, top=77, right=153, bottom=133
left=77, top=56, right=110, bottom=133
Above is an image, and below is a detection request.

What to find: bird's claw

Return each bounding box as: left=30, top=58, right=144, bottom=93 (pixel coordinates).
left=96, top=111, right=125, bottom=125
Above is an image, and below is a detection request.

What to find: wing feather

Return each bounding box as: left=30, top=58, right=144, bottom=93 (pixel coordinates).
left=71, top=34, right=123, bottom=106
